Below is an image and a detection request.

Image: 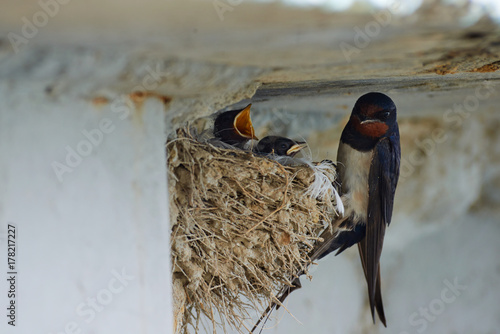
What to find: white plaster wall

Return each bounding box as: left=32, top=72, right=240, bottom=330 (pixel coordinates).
left=1, top=1, right=499, bottom=334
left=0, top=62, right=173, bottom=333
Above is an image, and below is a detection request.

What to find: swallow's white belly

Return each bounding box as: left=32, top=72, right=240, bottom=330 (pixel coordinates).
left=337, top=142, right=373, bottom=224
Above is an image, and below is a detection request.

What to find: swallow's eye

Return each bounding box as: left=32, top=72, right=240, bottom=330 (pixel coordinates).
left=281, top=143, right=288, bottom=149
left=378, top=110, right=391, bottom=120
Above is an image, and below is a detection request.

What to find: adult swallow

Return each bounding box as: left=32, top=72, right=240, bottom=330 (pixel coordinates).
left=318, top=92, right=401, bottom=326
left=213, top=104, right=258, bottom=147
left=253, top=136, right=307, bottom=157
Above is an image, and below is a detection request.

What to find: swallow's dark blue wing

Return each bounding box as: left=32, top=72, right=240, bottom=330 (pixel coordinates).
left=361, top=131, right=400, bottom=326
left=316, top=222, right=365, bottom=259
left=376, top=132, right=400, bottom=227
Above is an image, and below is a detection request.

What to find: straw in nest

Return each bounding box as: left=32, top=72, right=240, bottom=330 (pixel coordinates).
left=167, top=129, right=342, bottom=333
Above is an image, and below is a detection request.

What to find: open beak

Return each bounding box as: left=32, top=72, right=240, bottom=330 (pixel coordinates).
left=234, top=104, right=259, bottom=140
left=286, top=142, right=307, bottom=157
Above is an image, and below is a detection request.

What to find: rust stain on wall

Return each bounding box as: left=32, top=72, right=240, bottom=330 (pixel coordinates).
left=91, top=96, right=110, bottom=106
left=129, top=91, right=172, bottom=106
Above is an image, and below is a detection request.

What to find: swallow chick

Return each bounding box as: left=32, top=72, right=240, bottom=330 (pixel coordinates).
left=319, top=92, right=401, bottom=326
left=213, top=104, right=258, bottom=148
left=253, top=136, right=307, bottom=157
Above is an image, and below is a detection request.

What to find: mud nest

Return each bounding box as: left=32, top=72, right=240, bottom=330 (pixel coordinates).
left=167, top=129, right=341, bottom=334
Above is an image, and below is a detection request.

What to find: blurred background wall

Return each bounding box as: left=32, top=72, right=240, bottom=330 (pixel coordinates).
left=1, top=0, right=499, bottom=333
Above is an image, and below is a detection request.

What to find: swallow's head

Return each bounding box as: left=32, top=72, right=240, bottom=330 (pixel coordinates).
left=214, top=104, right=258, bottom=144
left=350, top=92, right=397, bottom=138
left=255, top=136, right=307, bottom=157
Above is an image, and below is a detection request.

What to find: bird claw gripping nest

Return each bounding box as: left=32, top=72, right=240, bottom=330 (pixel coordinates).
left=167, top=129, right=342, bottom=334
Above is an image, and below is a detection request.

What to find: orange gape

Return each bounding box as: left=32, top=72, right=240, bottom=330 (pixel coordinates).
left=234, top=104, right=258, bottom=140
